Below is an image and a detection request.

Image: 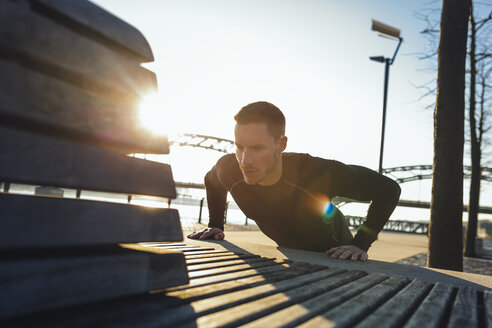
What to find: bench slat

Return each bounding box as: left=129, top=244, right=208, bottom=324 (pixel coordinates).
left=0, top=194, right=182, bottom=248
left=187, top=257, right=281, bottom=272
left=485, top=291, right=492, bottom=328
left=0, top=247, right=188, bottom=319
left=165, top=264, right=324, bottom=302
left=404, top=282, right=454, bottom=328
left=188, top=259, right=287, bottom=279
left=0, top=61, right=167, bottom=154
left=243, top=273, right=389, bottom=328
left=355, top=279, right=432, bottom=328
left=192, top=270, right=366, bottom=328
left=297, top=275, right=409, bottom=328
left=170, top=264, right=297, bottom=292
left=32, top=0, right=154, bottom=62
left=448, top=286, right=478, bottom=328
left=185, top=254, right=260, bottom=265
left=0, top=127, right=175, bottom=196
left=0, top=0, right=156, bottom=99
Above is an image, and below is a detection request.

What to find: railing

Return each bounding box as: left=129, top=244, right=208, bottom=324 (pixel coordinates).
left=346, top=215, right=429, bottom=235
left=169, top=196, right=429, bottom=234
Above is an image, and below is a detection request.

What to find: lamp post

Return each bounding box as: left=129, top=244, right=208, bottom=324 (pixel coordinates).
left=370, top=19, right=403, bottom=174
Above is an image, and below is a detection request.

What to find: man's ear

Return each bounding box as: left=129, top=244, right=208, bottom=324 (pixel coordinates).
left=278, top=136, right=287, bottom=153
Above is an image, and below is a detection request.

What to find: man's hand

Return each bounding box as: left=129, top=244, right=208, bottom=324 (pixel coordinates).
left=187, top=227, right=225, bottom=240
left=326, top=245, right=368, bottom=262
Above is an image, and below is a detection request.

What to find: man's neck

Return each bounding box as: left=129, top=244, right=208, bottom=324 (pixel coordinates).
left=259, top=156, right=283, bottom=186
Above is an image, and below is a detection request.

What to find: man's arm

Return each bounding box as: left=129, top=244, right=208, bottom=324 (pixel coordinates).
left=324, top=162, right=401, bottom=260
left=187, top=166, right=227, bottom=240
left=345, top=165, right=401, bottom=251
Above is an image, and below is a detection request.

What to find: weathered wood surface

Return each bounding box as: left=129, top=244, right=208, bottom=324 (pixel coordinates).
left=298, top=275, right=410, bottom=328
left=447, top=286, right=479, bottom=328
left=242, top=273, right=389, bottom=328
left=0, top=127, right=175, bottom=197
left=0, top=245, right=188, bottom=319
left=32, top=0, right=154, bottom=62
left=0, top=0, right=168, bottom=154
left=2, top=243, right=488, bottom=328
left=0, top=194, right=182, bottom=248
left=0, top=0, right=156, bottom=95
left=485, top=291, right=492, bottom=328
left=0, top=59, right=167, bottom=153
left=355, top=279, right=433, bottom=328
left=404, top=282, right=454, bottom=328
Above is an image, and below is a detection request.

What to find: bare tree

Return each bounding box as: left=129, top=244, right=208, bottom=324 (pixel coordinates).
left=428, top=0, right=470, bottom=271
left=464, top=3, right=492, bottom=257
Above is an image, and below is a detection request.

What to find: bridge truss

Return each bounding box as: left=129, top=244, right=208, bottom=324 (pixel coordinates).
left=169, top=134, right=234, bottom=154
left=169, top=134, right=492, bottom=231
left=169, top=134, right=492, bottom=186
left=382, top=165, right=492, bottom=184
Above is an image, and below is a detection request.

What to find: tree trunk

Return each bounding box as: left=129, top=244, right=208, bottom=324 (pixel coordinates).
left=428, top=0, right=471, bottom=271
left=464, top=2, right=481, bottom=258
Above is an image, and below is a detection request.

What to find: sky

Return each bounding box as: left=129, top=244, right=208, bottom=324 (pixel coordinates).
left=92, top=0, right=490, bottom=222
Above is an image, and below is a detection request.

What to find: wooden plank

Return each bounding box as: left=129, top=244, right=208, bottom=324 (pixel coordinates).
left=0, top=127, right=175, bottom=197
left=0, top=60, right=167, bottom=154
left=0, top=194, right=182, bottom=248
left=447, top=286, right=478, bottom=328
left=404, top=282, right=454, bottom=328
left=297, top=275, right=409, bottom=328
left=188, top=259, right=287, bottom=279
left=243, top=273, right=389, bottom=328
left=187, top=257, right=277, bottom=272
left=151, top=268, right=348, bottom=327
left=485, top=291, right=492, bottom=328
left=167, top=263, right=297, bottom=292
left=164, top=264, right=325, bottom=302
left=184, top=251, right=239, bottom=259
left=185, top=254, right=260, bottom=265
left=32, top=0, right=154, bottom=62
left=355, top=279, right=433, bottom=328
left=2, top=265, right=320, bottom=328
left=189, top=270, right=366, bottom=328
left=0, top=246, right=188, bottom=319
left=0, top=0, right=156, bottom=98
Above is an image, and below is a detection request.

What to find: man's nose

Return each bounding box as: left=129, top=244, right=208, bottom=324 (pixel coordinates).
left=241, top=149, right=253, bottom=165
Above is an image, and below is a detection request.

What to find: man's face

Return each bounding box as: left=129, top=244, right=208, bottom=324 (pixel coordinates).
left=234, top=122, right=285, bottom=185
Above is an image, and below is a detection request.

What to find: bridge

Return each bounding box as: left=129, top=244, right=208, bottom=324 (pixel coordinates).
left=170, top=134, right=492, bottom=214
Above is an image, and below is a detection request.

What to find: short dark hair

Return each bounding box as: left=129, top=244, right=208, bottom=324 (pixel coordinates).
left=234, top=101, right=286, bottom=140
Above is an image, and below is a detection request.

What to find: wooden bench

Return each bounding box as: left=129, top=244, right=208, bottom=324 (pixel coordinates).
left=4, top=243, right=491, bottom=327
left=0, top=0, right=187, bottom=320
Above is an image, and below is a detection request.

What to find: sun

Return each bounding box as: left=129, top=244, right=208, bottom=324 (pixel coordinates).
left=139, top=92, right=169, bottom=135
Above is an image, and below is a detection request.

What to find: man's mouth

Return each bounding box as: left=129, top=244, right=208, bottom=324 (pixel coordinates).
left=241, top=168, right=257, bottom=176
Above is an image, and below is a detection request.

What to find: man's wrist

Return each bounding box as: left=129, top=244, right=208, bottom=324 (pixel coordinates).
left=351, top=224, right=378, bottom=252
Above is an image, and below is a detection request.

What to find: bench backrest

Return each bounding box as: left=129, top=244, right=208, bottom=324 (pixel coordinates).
left=0, top=0, right=188, bottom=319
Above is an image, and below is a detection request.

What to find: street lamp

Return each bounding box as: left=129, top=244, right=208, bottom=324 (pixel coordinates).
left=370, top=19, right=403, bottom=174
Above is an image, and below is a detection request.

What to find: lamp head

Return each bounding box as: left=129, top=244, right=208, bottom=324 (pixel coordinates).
left=371, top=19, right=401, bottom=40
left=369, top=56, right=385, bottom=63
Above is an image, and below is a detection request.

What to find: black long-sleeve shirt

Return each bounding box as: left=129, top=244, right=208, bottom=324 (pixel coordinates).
left=204, top=153, right=401, bottom=251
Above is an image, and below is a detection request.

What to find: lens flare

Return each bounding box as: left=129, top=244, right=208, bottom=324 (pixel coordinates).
left=305, top=193, right=337, bottom=224
left=322, top=201, right=336, bottom=223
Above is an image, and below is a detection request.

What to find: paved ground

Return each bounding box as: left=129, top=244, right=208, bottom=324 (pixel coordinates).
left=182, top=223, right=492, bottom=290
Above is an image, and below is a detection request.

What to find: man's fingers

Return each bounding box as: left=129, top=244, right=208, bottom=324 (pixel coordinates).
left=199, top=229, right=213, bottom=239
left=351, top=252, right=361, bottom=261
left=326, top=246, right=368, bottom=262
left=214, top=232, right=225, bottom=240
left=187, top=231, right=203, bottom=239
left=329, top=248, right=346, bottom=259
left=339, top=250, right=353, bottom=260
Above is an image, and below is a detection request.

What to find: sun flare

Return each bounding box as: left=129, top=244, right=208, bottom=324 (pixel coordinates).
left=139, top=92, right=169, bottom=136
